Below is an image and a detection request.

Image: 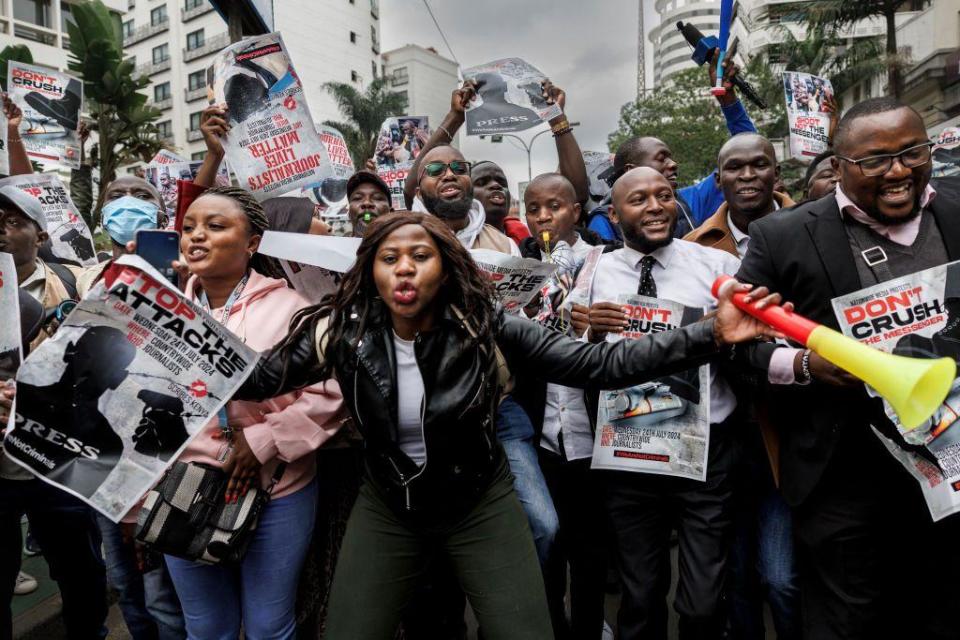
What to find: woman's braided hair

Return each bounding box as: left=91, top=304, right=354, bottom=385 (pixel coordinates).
left=193, top=185, right=284, bottom=279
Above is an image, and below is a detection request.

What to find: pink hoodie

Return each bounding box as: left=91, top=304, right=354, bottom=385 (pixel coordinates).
left=179, top=270, right=347, bottom=499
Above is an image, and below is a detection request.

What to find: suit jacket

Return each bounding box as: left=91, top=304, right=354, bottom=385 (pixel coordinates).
left=735, top=191, right=960, bottom=506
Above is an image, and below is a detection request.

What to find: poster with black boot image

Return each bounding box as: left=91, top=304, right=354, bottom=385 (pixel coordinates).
left=4, top=256, right=256, bottom=521
left=832, top=260, right=960, bottom=521
left=462, top=58, right=562, bottom=135
left=591, top=295, right=710, bottom=481
left=8, top=61, right=82, bottom=169
left=0, top=174, right=97, bottom=266
left=211, top=32, right=332, bottom=199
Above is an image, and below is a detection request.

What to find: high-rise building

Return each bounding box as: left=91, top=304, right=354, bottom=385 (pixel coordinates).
left=381, top=43, right=459, bottom=141
left=648, top=0, right=721, bottom=87
left=121, top=0, right=381, bottom=161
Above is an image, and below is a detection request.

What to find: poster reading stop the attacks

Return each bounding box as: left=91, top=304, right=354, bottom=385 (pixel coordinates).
left=470, top=249, right=557, bottom=312
left=831, top=261, right=960, bottom=521
left=144, top=160, right=231, bottom=228
left=591, top=295, right=710, bottom=481
left=211, top=32, right=332, bottom=199
left=782, top=71, right=834, bottom=160
left=0, top=174, right=96, bottom=266
left=0, top=252, right=21, bottom=381
left=8, top=61, right=82, bottom=169
left=4, top=256, right=256, bottom=521
left=462, top=58, right=561, bottom=136
left=375, top=116, right=430, bottom=210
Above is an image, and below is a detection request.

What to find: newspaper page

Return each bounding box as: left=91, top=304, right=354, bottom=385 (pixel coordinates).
left=534, top=243, right=603, bottom=336
left=782, top=71, right=834, bottom=160
left=462, top=58, right=561, bottom=136
left=591, top=295, right=710, bottom=481
left=8, top=62, right=82, bottom=169
left=4, top=256, right=256, bottom=521
left=932, top=127, right=960, bottom=178
left=0, top=174, right=97, bottom=266
left=583, top=150, right=615, bottom=209
left=0, top=252, right=21, bottom=381
left=303, top=125, right=356, bottom=210
left=258, top=230, right=361, bottom=303
left=561, top=245, right=604, bottom=312
left=211, top=32, right=332, bottom=199
left=144, top=160, right=231, bottom=228
left=831, top=261, right=960, bottom=521
left=375, top=116, right=430, bottom=210
left=0, top=109, right=8, bottom=176
left=470, top=248, right=557, bottom=312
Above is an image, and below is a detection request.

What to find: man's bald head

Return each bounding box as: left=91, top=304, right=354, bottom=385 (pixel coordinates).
left=610, top=167, right=677, bottom=253
left=611, top=166, right=672, bottom=205
left=718, top=133, right=776, bottom=168
left=104, top=175, right=165, bottom=213
left=528, top=172, right=577, bottom=202
left=716, top=132, right=780, bottom=226
left=420, top=144, right=465, bottom=168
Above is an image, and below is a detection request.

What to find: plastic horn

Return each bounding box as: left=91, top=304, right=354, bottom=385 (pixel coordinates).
left=713, top=275, right=956, bottom=430
left=543, top=231, right=552, bottom=262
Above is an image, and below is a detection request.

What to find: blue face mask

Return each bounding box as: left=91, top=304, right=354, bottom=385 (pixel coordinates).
left=101, top=196, right=160, bottom=245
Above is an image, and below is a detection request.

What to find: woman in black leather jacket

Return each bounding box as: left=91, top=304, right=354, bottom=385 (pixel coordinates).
left=235, top=211, right=781, bottom=639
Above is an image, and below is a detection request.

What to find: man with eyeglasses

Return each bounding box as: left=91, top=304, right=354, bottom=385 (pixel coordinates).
left=734, top=96, right=960, bottom=639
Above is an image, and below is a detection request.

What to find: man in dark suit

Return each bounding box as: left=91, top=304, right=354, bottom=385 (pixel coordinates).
left=736, top=97, right=960, bottom=639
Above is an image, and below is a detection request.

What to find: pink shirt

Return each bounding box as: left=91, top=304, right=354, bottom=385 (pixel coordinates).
left=768, top=182, right=938, bottom=384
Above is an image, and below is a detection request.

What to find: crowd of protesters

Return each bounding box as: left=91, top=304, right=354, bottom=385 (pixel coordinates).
left=0, top=34, right=958, bottom=640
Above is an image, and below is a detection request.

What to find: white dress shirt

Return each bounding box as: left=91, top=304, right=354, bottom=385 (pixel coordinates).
left=589, top=239, right=741, bottom=425
left=540, top=235, right=599, bottom=460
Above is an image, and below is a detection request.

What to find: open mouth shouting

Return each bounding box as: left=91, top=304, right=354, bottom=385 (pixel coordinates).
left=879, top=181, right=914, bottom=207
left=394, top=280, right=418, bottom=305
left=186, top=244, right=210, bottom=263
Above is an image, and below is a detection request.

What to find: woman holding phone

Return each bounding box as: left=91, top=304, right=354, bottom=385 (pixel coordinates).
left=235, top=211, right=783, bottom=639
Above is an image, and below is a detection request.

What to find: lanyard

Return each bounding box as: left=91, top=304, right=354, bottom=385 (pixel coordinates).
left=198, top=274, right=249, bottom=325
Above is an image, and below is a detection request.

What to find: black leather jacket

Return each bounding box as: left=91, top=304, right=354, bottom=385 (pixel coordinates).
left=238, top=305, right=720, bottom=517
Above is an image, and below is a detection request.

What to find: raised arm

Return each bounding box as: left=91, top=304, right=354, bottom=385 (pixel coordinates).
left=3, top=94, right=32, bottom=175
left=235, top=319, right=328, bottom=402
left=193, top=103, right=228, bottom=188
left=543, top=80, right=589, bottom=206
left=403, top=82, right=478, bottom=208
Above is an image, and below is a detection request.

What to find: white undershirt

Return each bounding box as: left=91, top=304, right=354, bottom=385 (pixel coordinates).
left=393, top=332, right=426, bottom=465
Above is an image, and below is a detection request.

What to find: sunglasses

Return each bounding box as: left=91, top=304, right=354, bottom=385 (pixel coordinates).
left=422, top=160, right=472, bottom=179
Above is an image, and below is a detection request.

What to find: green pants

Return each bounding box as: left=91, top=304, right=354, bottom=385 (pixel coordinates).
left=322, top=465, right=552, bottom=639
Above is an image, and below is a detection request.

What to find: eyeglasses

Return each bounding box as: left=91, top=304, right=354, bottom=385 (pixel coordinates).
left=836, top=142, right=933, bottom=177
left=422, top=160, right=472, bottom=178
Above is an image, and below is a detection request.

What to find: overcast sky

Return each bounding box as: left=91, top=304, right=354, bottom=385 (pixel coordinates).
left=380, top=0, right=660, bottom=197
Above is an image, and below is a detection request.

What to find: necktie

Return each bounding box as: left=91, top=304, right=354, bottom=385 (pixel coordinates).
left=637, top=255, right=657, bottom=298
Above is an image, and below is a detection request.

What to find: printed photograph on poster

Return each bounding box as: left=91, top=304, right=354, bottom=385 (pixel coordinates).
left=211, top=32, right=332, bottom=199
left=461, top=58, right=561, bottom=136
left=582, top=150, right=615, bottom=210
left=0, top=109, right=8, bottom=176
left=148, top=149, right=187, bottom=166
left=782, top=71, right=834, bottom=159
left=470, top=249, right=557, bottom=312
left=534, top=243, right=603, bottom=336
left=932, top=127, right=960, bottom=178
left=4, top=256, right=256, bottom=521
left=375, top=116, right=430, bottom=210
left=591, top=295, right=710, bottom=481
left=0, top=252, right=21, bottom=381
left=304, top=125, right=355, bottom=210
left=831, top=261, right=960, bottom=520
left=144, top=160, right=231, bottom=227
left=8, top=61, right=82, bottom=169
left=0, top=174, right=97, bottom=266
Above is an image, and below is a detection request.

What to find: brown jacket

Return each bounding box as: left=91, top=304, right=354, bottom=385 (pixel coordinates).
left=684, top=192, right=796, bottom=257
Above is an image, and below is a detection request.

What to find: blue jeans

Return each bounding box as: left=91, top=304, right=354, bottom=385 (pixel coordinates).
left=96, top=514, right=185, bottom=640
left=498, top=397, right=558, bottom=567
left=165, top=479, right=317, bottom=640
left=728, top=430, right=800, bottom=640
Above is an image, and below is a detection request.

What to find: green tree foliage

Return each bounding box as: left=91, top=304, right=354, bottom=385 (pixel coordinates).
left=323, top=77, right=409, bottom=169
left=65, top=0, right=161, bottom=225
left=608, top=68, right=733, bottom=187
left=0, top=45, right=34, bottom=91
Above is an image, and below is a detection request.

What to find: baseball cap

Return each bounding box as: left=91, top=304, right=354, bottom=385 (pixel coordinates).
left=0, top=185, right=47, bottom=232
left=346, top=171, right=391, bottom=203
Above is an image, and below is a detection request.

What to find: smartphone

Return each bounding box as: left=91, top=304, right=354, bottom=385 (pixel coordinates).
left=135, top=230, right=179, bottom=283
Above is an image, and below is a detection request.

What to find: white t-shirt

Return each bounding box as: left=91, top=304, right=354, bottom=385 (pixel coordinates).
left=393, top=332, right=426, bottom=465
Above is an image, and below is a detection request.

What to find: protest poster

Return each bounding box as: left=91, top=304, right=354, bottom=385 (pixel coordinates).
left=148, top=149, right=187, bottom=165
left=534, top=243, right=603, bottom=336
left=462, top=58, right=561, bottom=136
left=0, top=252, right=21, bottom=380
left=211, top=32, right=332, bottom=199
left=144, top=160, right=231, bottom=228
left=4, top=255, right=256, bottom=521
left=470, top=248, right=557, bottom=312
left=517, top=181, right=529, bottom=216
left=258, top=230, right=361, bottom=303
left=375, top=116, right=430, bottom=210
left=561, top=244, right=604, bottom=312
left=782, top=71, right=834, bottom=160
left=0, top=109, right=8, bottom=176
left=8, top=62, right=82, bottom=169
left=0, top=174, right=96, bottom=266
left=831, top=261, right=960, bottom=521
left=591, top=295, right=710, bottom=481
left=583, top=151, right=615, bottom=209
left=932, top=127, right=960, bottom=178
left=303, top=125, right=355, bottom=210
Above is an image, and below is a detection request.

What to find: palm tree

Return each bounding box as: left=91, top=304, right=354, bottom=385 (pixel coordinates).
left=805, top=0, right=931, bottom=98
left=0, top=45, right=34, bottom=91
left=323, top=77, right=408, bottom=169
